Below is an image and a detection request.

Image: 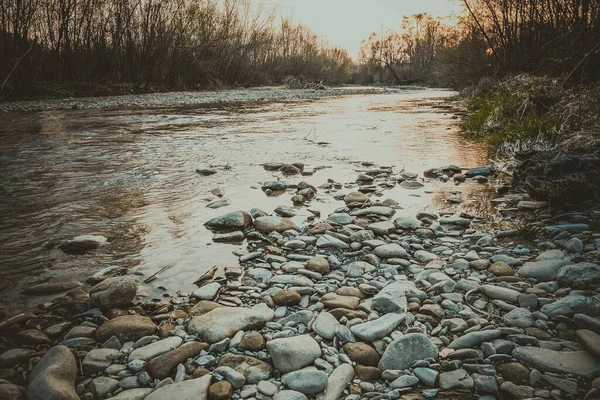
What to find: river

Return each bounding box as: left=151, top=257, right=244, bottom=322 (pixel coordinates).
left=0, top=87, right=489, bottom=312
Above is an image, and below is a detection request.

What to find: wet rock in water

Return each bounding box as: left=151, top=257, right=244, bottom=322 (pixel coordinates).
left=512, top=143, right=600, bottom=204
left=205, top=211, right=253, bottom=231
left=188, top=303, right=274, bottom=343
left=207, top=198, right=231, bottom=209
left=26, top=345, right=78, bottom=400
left=512, top=347, right=600, bottom=379
left=254, top=216, right=296, bottom=234
left=465, top=166, right=494, bottom=178
left=58, top=235, right=107, bottom=254
left=267, top=334, right=321, bottom=373
left=557, top=262, right=600, bottom=289
left=208, top=380, right=233, bottom=400
left=400, top=180, right=424, bottom=189
left=21, top=280, right=82, bottom=295
left=322, top=364, right=354, bottom=400
left=379, top=333, right=438, bottom=371
left=87, top=265, right=127, bottom=284
left=145, top=374, right=211, bottom=400
left=343, top=192, right=369, bottom=205
left=218, top=353, right=273, bottom=384
left=196, top=168, right=217, bottom=176
left=90, top=276, right=137, bottom=308
left=95, top=315, right=157, bottom=343
left=342, top=343, right=380, bottom=367
left=213, top=231, right=244, bottom=242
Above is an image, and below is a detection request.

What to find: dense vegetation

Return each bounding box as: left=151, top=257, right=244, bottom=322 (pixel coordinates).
left=357, top=0, right=600, bottom=88
left=0, top=0, right=353, bottom=98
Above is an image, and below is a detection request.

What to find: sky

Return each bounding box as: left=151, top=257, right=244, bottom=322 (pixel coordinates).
left=266, top=0, right=463, bottom=59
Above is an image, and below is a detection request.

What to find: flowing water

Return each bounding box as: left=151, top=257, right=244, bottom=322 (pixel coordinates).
left=0, top=87, right=489, bottom=311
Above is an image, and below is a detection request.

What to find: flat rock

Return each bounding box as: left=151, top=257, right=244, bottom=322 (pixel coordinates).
left=351, top=206, right=395, bottom=217
left=22, top=281, right=82, bottom=295
left=26, top=345, right=78, bottom=400
left=320, top=293, right=360, bottom=310
left=189, top=303, right=274, bottom=343
left=350, top=313, right=405, bottom=342
left=512, top=347, right=600, bottom=379
left=270, top=274, right=313, bottom=287
left=373, top=281, right=425, bottom=313
left=82, top=348, right=119, bottom=374
left=439, top=369, right=474, bottom=389
left=480, top=285, right=520, bottom=303
left=448, top=330, right=501, bottom=349
left=577, top=329, right=600, bottom=359
left=145, top=374, right=211, bottom=400
left=266, top=335, right=321, bottom=373
left=373, top=243, right=407, bottom=258
left=312, top=312, right=339, bottom=340
left=379, top=333, right=438, bottom=371
left=518, top=259, right=571, bottom=281
left=316, top=235, right=349, bottom=249
left=218, top=353, right=273, bottom=384
left=90, top=277, right=137, bottom=308
left=128, top=336, right=182, bottom=361
left=274, top=390, right=308, bottom=400
left=282, top=368, right=328, bottom=394
left=322, top=364, right=354, bottom=400
left=503, top=308, right=534, bottom=328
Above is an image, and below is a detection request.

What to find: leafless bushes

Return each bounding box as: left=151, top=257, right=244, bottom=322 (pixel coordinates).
left=0, top=0, right=353, bottom=98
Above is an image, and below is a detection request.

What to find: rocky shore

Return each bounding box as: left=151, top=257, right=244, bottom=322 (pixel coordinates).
left=1, top=161, right=600, bottom=400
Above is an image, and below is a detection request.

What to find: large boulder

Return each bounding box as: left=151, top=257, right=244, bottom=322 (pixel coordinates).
left=26, top=345, right=78, bottom=400
left=90, top=277, right=137, bottom=308
left=188, top=304, right=274, bottom=343
left=512, top=143, right=600, bottom=204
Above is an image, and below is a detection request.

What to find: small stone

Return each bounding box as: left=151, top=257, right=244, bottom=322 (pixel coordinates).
left=342, top=343, right=380, bottom=367
left=273, top=290, right=302, bottom=306
left=90, top=277, right=137, bottom=308
left=266, top=335, right=321, bottom=373
left=208, top=381, right=233, bottom=400
left=439, top=369, right=474, bottom=389
left=238, top=332, right=265, bottom=352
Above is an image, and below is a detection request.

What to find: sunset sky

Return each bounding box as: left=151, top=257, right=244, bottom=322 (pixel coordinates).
left=267, top=0, right=464, bottom=59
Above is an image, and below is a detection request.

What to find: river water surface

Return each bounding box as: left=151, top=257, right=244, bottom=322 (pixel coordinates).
left=0, top=87, right=489, bottom=311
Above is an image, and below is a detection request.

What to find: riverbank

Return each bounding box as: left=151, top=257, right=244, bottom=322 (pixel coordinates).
left=0, top=86, right=390, bottom=113
left=1, top=156, right=600, bottom=400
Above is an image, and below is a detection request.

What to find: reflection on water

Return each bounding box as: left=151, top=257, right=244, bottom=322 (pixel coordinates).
left=0, top=88, right=488, bottom=311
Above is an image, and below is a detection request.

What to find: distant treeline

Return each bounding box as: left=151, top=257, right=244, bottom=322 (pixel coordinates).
left=0, top=0, right=353, bottom=98
left=356, top=0, right=600, bottom=87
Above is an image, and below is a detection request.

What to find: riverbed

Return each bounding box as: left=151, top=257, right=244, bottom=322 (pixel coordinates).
left=0, top=87, right=488, bottom=311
